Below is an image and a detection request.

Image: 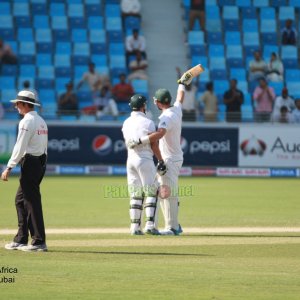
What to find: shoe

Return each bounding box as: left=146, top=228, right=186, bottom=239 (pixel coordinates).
left=145, top=228, right=161, bottom=235
left=177, top=224, right=183, bottom=234
left=130, top=230, right=144, bottom=236
left=160, top=227, right=181, bottom=236
left=21, top=244, right=48, bottom=252
left=4, top=242, right=27, bottom=250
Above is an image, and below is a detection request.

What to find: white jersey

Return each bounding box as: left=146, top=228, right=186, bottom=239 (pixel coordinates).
left=122, top=111, right=156, bottom=159
left=158, top=101, right=183, bottom=162
left=7, top=111, right=48, bottom=168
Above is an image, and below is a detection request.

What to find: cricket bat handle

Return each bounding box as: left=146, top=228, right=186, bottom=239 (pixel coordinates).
left=177, top=64, right=205, bottom=84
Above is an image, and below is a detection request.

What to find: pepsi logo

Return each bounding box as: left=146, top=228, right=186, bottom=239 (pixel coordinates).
left=180, top=136, right=188, bottom=154
left=240, top=135, right=266, bottom=156
left=92, top=135, right=112, bottom=156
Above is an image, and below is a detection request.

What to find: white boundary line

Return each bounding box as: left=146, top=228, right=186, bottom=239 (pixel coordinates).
left=1, top=227, right=300, bottom=235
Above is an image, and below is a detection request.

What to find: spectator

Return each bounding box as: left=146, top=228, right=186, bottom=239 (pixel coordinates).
left=128, top=51, right=148, bottom=81
left=277, top=106, right=292, bottom=123
left=0, top=39, right=17, bottom=65
left=266, top=52, right=284, bottom=82
left=272, top=88, right=295, bottom=122
left=121, top=0, right=141, bottom=19
left=291, top=98, right=300, bottom=123
left=77, top=62, right=110, bottom=92
left=281, top=19, right=297, bottom=46
left=200, top=81, right=218, bottom=122
left=248, top=51, right=267, bottom=82
left=176, top=67, right=198, bottom=121
left=112, top=73, right=135, bottom=102
left=189, top=0, right=205, bottom=31
left=223, top=79, right=244, bottom=123
left=0, top=101, right=4, bottom=119
left=125, top=29, right=146, bottom=62
left=57, top=82, right=79, bottom=118
left=253, top=77, right=275, bottom=122
left=94, top=86, right=119, bottom=119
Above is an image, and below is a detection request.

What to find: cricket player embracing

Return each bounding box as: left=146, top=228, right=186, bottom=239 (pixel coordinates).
left=127, top=68, right=199, bottom=235
left=122, top=94, right=167, bottom=235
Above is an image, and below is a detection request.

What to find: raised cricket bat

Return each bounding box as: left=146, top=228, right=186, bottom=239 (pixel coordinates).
left=177, top=64, right=205, bottom=84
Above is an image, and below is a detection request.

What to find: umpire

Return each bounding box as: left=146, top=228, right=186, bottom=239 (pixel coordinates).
left=1, top=91, right=48, bottom=252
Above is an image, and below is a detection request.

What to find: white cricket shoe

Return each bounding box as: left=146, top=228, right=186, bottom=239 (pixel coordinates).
left=21, top=244, right=48, bottom=252
left=5, top=242, right=27, bottom=250
left=130, top=230, right=144, bottom=236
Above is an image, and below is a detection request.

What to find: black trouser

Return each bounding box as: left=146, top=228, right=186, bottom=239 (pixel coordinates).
left=14, top=154, right=47, bottom=245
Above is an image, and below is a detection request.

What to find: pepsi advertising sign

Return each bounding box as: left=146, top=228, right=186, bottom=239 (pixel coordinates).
left=181, top=127, right=238, bottom=166
left=47, top=125, right=127, bottom=164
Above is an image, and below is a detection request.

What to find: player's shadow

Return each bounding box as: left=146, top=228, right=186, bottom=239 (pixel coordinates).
left=51, top=250, right=213, bottom=257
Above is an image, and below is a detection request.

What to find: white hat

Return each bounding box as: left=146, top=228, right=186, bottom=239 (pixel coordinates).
left=11, top=90, right=41, bottom=107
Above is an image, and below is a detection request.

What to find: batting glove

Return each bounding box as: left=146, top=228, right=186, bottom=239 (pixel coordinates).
left=177, top=72, right=193, bottom=86
left=157, top=160, right=167, bottom=176
left=126, top=139, right=141, bottom=149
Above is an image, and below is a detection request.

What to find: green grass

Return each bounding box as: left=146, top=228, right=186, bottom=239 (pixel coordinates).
left=1, top=177, right=300, bottom=299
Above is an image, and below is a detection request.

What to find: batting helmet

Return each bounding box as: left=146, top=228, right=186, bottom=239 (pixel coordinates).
left=153, top=88, right=172, bottom=104
left=129, top=94, right=147, bottom=110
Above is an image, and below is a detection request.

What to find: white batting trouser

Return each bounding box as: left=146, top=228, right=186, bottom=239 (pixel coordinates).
left=157, top=158, right=183, bottom=231
left=127, top=156, right=158, bottom=231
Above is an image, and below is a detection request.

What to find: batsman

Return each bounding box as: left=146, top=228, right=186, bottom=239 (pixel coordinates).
left=127, top=65, right=202, bottom=235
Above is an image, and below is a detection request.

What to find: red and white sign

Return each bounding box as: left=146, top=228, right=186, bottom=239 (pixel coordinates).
left=217, top=168, right=270, bottom=177
left=239, top=126, right=300, bottom=167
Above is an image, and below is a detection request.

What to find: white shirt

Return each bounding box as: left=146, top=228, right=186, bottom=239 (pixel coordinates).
left=125, top=35, right=146, bottom=52
left=272, top=95, right=296, bottom=120
left=121, top=0, right=141, bottom=14
left=122, top=111, right=155, bottom=159
left=7, top=111, right=48, bottom=168
left=182, top=85, right=197, bottom=111
left=291, top=109, right=300, bottom=123
left=158, top=101, right=183, bottom=162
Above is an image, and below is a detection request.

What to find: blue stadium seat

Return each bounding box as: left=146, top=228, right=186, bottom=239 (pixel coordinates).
left=19, top=55, right=35, bottom=65
left=89, top=30, right=106, bottom=43
left=243, top=93, right=252, bottom=105
left=124, top=16, right=141, bottom=31
left=227, top=58, right=244, bottom=69
left=17, top=28, right=34, bottom=41
left=253, top=0, right=269, bottom=7
left=226, top=45, right=243, bottom=58
left=230, top=68, right=247, bottom=81
left=289, top=0, right=300, bottom=6
left=86, top=4, right=102, bottom=16
left=91, top=55, right=107, bottom=67
left=207, top=32, right=223, bottom=44
left=31, top=3, right=47, bottom=15
left=56, top=42, right=72, bottom=55
left=71, top=29, right=88, bottom=42
left=69, top=17, right=86, bottom=28
left=55, top=78, right=71, bottom=91
left=1, top=65, right=18, bottom=76
left=237, top=81, right=249, bottom=94
left=38, top=66, right=54, bottom=79
left=0, top=77, right=16, bottom=89
left=285, top=69, right=300, bottom=82
left=55, top=67, right=72, bottom=78
left=286, top=82, right=300, bottom=97
left=260, top=20, right=276, bottom=33
left=211, top=69, right=227, bottom=80
left=15, top=16, right=31, bottom=28
left=0, top=29, right=15, bottom=41
left=223, top=6, right=239, bottom=19
left=87, top=16, right=104, bottom=29
left=261, top=33, right=278, bottom=45
left=241, top=105, right=254, bottom=122
left=206, top=6, right=220, bottom=19
left=72, top=56, right=90, bottom=65
left=105, top=4, right=121, bottom=17
left=243, top=32, right=260, bottom=46
left=206, top=19, right=222, bottom=32
left=107, top=30, right=124, bottom=43
left=225, top=31, right=241, bottom=45
left=279, top=6, right=295, bottom=20
left=242, top=19, right=258, bottom=32
left=109, top=43, right=125, bottom=55
left=131, top=79, right=148, bottom=94
left=281, top=45, right=298, bottom=59
left=13, top=3, right=29, bottom=16
left=51, top=16, right=68, bottom=30
left=38, top=90, right=56, bottom=104
left=219, top=0, right=235, bottom=5
left=188, top=31, right=205, bottom=45
left=236, top=0, right=251, bottom=6
left=19, top=42, right=36, bottom=55
left=53, top=29, right=70, bottom=41
left=68, top=4, right=84, bottom=17
left=54, top=54, right=71, bottom=67
left=209, top=57, right=226, bottom=70
left=1, top=90, right=17, bottom=104
left=74, top=43, right=90, bottom=56
left=76, top=90, right=93, bottom=103
left=260, top=7, right=275, bottom=20
left=0, top=16, right=13, bottom=29
left=269, top=82, right=284, bottom=95
left=191, top=56, right=208, bottom=69
left=241, top=7, right=257, bottom=19
left=0, top=3, right=11, bottom=15
left=223, top=19, right=239, bottom=31
left=19, top=65, right=36, bottom=77
left=271, top=0, right=287, bottom=6
left=110, top=55, right=126, bottom=69
left=33, top=16, right=49, bottom=28
left=190, top=45, right=206, bottom=56
left=50, top=3, right=66, bottom=16
left=36, top=29, right=52, bottom=43
left=91, top=43, right=107, bottom=54
left=36, top=54, right=52, bottom=66
left=106, top=17, right=122, bottom=31
left=214, top=80, right=229, bottom=96
left=208, top=45, right=225, bottom=57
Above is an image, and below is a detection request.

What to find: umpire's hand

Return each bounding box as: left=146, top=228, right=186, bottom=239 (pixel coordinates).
left=157, top=160, right=167, bottom=176
left=1, top=168, right=11, bottom=181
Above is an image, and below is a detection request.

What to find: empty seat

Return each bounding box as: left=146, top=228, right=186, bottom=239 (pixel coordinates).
left=71, top=29, right=88, bottom=42
left=38, top=66, right=55, bottom=79
left=261, top=33, right=278, bottom=45
left=109, top=43, right=125, bottom=55
left=13, top=3, right=29, bottom=16
left=56, top=42, right=72, bottom=54
left=241, top=105, right=254, bottom=122
left=19, top=42, right=36, bottom=55
left=1, top=65, right=18, bottom=76
left=69, top=17, right=86, bottom=28
left=31, top=3, right=47, bottom=15
left=260, top=20, right=276, bottom=33
left=87, top=16, right=104, bottom=29
left=263, top=45, right=279, bottom=59
left=223, top=19, right=239, bottom=31
left=279, top=7, right=295, bottom=21
left=241, top=7, right=257, bottom=19
left=1, top=90, right=17, bottom=104
left=281, top=45, right=298, bottom=59
left=243, top=32, right=260, bottom=46
left=260, top=7, right=275, bottom=20
left=242, top=19, right=258, bottom=32
left=131, top=79, right=148, bottom=94
left=207, top=32, right=223, bottom=44
left=236, top=0, right=251, bottom=6
left=225, top=31, right=241, bottom=45
left=37, top=42, right=53, bottom=54
left=74, top=43, right=90, bottom=56
left=91, top=43, right=107, bottom=54
left=53, top=29, right=70, bottom=41
left=208, top=45, right=225, bottom=57
left=105, top=4, right=121, bottom=17
left=214, top=80, right=229, bottom=95
left=188, top=31, right=205, bottom=45
left=0, top=16, right=13, bottom=29
left=211, top=69, right=227, bottom=80
left=124, top=16, right=141, bottom=31
left=50, top=3, right=66, bottom=16
left=253, top=0, right=269, bottom=7
left=285, top=69, right=300, bottom=82
left=0, top=77, right=16, bottom=89
left=209, top=57, right=226, bottom=70
left=86, top=4, right=102, bottom=16
left=223, top=6, right=239, bottom=19
left=55, top=67, right=72, bottom=77
left=36, top=54, right=52, bottom=66
left=206, top=6, right=220, bottom=19
left=226, top=45, right=243, bottom=58
left=91, top=55, right=107, bottom=67
left=54, top=54, right=71, bottom=67
left=271, top=0, right=287, bottom=6
left=36, top=29, right=52, bottom=43
left=19, top=65, right=36, bottom=77
left=110, top=55, right=126, bottom=69
left=33, top=16, right=49, bottom=28
left=15, top=16, right=31, bottom=28
left=51, top=16, right=68, bottom=30
left=68, top=4, right=84, bottom=17
left=17, top=28, right=34, bottom=41
left=106, top=17, right=122, bottom=31
left=0, top=3, right=11, bottom=15
left=230, top=68, right=246, bottom=80
left=0, top=28, right=15, bottom=41
left=89, top=29, right=106, bottom=43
